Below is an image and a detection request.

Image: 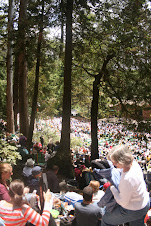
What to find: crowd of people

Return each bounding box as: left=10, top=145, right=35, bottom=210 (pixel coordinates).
left=35, top=117, right=151, bottom=164
left=0, top=117, right=151, bottom=225
left=0, top=144, right=151, bottom=226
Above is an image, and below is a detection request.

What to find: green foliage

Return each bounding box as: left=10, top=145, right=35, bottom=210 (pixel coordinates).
left=0, top=13, right=7, bottom=119
left=73, top=0, right=151, bottom=118
left=32, top=126, right=60, bottom=146
left=0, top=0, right=151, bottom=128
left=0, top=140, right=22, bottom=165
left=27, top=38, right=64, bottom=118
left=137, top=121, right=151, bottom=133
left=71, top=136, right=83, bottom=148
left=0, top=79, right=6, bottom=119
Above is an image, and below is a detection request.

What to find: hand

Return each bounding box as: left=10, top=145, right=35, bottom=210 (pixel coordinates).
left=24, top=187, right=30, bottom=194
left=53, top=198, right=61, bottom=207
left=43, top=189, right=51, bottom=202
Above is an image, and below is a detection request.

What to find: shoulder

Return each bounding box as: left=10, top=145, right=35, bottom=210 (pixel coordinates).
left=0, top=184, right=5, bottom=188
left=0, top=200, right=5, bottom=206
left=22, top=204, right=31, bottom=214
left=46, top=170, right=56, bottom=178
left=128, top=161, right=142, bottom=177
left=0, top=184, right=7, bottom=192
left=91, top=203, right=102, bottom=211
left=75, top=202, right=82, bottom=209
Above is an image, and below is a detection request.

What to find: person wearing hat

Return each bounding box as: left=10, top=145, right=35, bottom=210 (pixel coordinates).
left=26, top=166, right=42, bottom=195
left=23, top=158, right=35, bottom=178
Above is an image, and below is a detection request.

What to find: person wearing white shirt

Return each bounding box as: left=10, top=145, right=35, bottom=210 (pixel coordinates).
left=101, top=145, right=150, bottom=226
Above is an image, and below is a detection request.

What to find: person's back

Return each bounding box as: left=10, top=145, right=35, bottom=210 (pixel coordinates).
left=26, top=166, right=42, bottom=195
left=75, top=186, right=102, bottom=226
left=46, top=165, right=60, bottom=193
left=0, top=179, right=52, bottom=226
left=22, top=159, right=35, bottom=186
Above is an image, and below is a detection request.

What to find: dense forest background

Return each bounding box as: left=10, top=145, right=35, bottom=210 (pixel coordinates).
left=0, top=0, right=151, bottom=175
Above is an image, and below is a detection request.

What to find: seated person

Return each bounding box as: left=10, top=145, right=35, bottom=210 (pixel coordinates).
left=22, top=158, right=35, bottom=184
left=0, top=163, right=13, bottom=201
left=46, top=165, right=60, bottom=193
left=19, top=134, right=27, bottom=147
left=0, top=179, right=52, bottom=226
left=18, top=146, right=29, bottom=163
left=33, top=142, right=42, bottom=153
left=75, top=186, right=102, bottom=226
left=26, top=166, right=42, bottom=195
left=89, top=180, right=105, bottom=202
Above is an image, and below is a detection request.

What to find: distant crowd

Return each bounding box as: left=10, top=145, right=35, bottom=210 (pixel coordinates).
left=0, top=117, right=151, bottom=225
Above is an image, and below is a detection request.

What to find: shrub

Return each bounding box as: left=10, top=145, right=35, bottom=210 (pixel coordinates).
left=0, top=140, right=22, bottom=165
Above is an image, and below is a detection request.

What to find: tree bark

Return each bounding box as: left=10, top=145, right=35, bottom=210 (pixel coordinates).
left=60, top=0, right=73, bottom=177
left=91, top=54, right=115, bottom=160
left=6, top=0, right=15, bottom=134
left=13, top=56, right=19, bottom=131
left=91, top=77, right=99, bottom=160
left=18, top=0, right=29, bottom=137
left=59, top=0, right=64, bottom=57
left=27, top=0, right=44, bottom=149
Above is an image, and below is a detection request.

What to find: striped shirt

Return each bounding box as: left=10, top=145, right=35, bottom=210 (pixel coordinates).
left=0, top=200, right=51, bottom=226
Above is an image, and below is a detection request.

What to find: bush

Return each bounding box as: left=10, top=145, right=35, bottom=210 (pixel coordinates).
left=71, top=136, right=83, bottom=148
left=0, top=140, right=22, bottom=165
left=33, top=127, right=60, bottom=145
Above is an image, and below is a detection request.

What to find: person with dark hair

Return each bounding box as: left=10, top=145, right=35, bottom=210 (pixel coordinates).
left=0, top=179, right=52, bottom=225
left=26, top=166, right=42, bottom=195
left=40, top=136, right=44, bottom=147
left=19, top=134, right=27, bottom=148
left=74, top=186, right=102, bottom=226
left=46, top=165, right=60, bottom=193
left=0, top=163, right=13, bottom=201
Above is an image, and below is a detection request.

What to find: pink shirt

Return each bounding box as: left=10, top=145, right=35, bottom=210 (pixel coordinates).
left=0, top=183, right=10, bottom=202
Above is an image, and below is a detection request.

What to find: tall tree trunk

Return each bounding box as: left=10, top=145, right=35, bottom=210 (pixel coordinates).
left=60, top=0, right=73, bottom=177
left=6, top=0, right=15, bottom=134
left=91, top=54, right=115, bottom=160
left=59, top=0, right=64, bottom=57
left=18, top=0, right=29, bottom=137
left=13, top=56, right=19, bottom=131
left=91, top=77, right=99, bottom=160
left=27, top=0, right=44, bottom=149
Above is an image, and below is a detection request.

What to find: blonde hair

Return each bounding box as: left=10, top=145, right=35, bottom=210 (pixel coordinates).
left=89, top=180, right=100, bottom=193
left=0, top=163, right=12, bottom=181
left=109, top=145, right=133, bottom=167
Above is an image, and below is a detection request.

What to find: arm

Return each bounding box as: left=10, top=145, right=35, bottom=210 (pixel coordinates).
left=110, top=179, right=132, bottom=207
left=23, top=189, right=52, bottom=226
left=23, top=202, right=51, bottom=226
